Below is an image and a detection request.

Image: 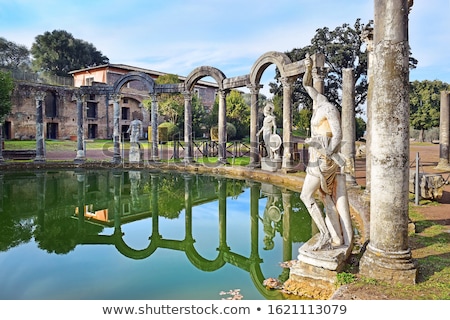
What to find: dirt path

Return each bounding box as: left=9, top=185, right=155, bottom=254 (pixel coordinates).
left=354, top=143, right=450, bottom=227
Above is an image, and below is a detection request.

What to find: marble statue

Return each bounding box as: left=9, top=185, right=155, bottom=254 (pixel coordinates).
left=127, top=117, right=143, bottom=163
left=299, top=54, right=352, bottom=252
left=127, top=118, right=143, bottom=143
left=257, top=102, right=280, bottom=159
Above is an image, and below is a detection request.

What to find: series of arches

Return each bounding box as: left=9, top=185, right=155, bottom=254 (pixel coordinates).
left=110, top=51, right=324, bottom=168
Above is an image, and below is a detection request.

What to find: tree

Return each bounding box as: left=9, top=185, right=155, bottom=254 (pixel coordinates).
left=355, top=117, right=366, bottom=140
left=0, top=70, right=14, bottom=121
left=0, top=37, right=31, bottom=70
left=410, top=80, right=449, bottom=142
left=31, top=30, right=109, bottom=76
left=154, top=74, right=184, bottom=125
left=270, top=19, right=417, bottom=114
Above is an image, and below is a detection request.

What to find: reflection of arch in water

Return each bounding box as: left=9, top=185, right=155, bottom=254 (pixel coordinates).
left=77, top=171, right=295, bottom=299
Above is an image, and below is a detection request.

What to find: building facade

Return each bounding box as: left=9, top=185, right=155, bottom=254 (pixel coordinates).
left=4, top=64, right=218, bottom=140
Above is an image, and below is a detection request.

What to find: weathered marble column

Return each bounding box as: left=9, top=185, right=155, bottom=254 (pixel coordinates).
left=359, top=0, right=417, bottom=284
left=361, top=25, right=374, bottom=196
left=150, top=94, right=159, bottom=161
left=111, top=94, right=122, bottom=164
left=183, top=91, right=194, bottom=163
left=34, top=91, right=46, bottom=163
left=281, top=77, right=295, bottom=170
left=218, top=89, right=228, bottom=164
left=436, top=91, right=450, bottom=169
left=341, top=68, right=357, bottom=186
left=74, top=91, right=86, bottom=163
left=247, top=84, right=262, bottom=168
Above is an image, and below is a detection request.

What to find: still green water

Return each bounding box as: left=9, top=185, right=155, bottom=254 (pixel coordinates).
left=0, top=169, right=312, bottom=300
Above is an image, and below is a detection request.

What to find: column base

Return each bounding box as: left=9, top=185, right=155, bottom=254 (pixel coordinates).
left=34, top=156, right=46, bottom=163
left=359, top=243, right=417, bottom=285
left=434, top=159, right=450, bottom=171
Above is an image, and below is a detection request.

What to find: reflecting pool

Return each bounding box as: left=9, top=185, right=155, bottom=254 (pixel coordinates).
left=0, top=169, right=313, bottom=300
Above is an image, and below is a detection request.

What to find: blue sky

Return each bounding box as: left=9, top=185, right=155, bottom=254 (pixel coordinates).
left=1, top=0, right=449, bottom=102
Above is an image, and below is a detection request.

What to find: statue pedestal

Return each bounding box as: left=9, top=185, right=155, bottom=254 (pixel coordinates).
left=289, top=233, right=353, bottom=284
left=261, top=157, right=282, bottom=172
left=129, top=143, right=142, bottom=163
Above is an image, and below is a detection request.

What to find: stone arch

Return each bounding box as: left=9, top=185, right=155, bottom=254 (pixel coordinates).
left=249, top=51, right=292, bottom=85
left=112, top=71, right=156, bottom=94
left=184, top=66, right=226, bottom=91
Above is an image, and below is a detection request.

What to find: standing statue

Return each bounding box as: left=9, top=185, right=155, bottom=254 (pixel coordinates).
left=127, top=117, right=143, bottom=143
left=257, top=102, right=281, bottom=160
left=299, top=54, right=351, bottom=251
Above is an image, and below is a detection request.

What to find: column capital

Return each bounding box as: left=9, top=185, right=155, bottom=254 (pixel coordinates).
left=182, top=91, right=192, bottom=100
left=312, top=67, right=327, bottom=82
left=246, top=84, right=263, bottom=95
left=218, top=89, right=229, bottom=98
left=280, top=76, right=296, bottom=88
left=72, top=90, right=86, bottom=102
left=35, top=91, right=46, bottom=102
left=110, top=93, right=122, bottom=103
left=361, top=25, right=374, bottom=52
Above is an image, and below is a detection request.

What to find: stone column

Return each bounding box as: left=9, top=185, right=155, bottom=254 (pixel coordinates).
left=341, top=68, right=357, bottom=186
left=247, top=84, right=262, bottom=168
left=436, top=91, right=450, bottom=169
left=34, top=91, right=46, bottom=163
left=281, top=77, right=295, bottom=170
left=359, top=0, right=417, bottom=284
left=74, top=91, right=86, bottom=163
left=150, top=94, right=159, bottom=161
left=183, top=91, right=193, bottom=163
left=111, top=94, right=122, bottom=164
left=218, top=89, right=227, bottom=164
left=362, top=25, right=374, bottom=196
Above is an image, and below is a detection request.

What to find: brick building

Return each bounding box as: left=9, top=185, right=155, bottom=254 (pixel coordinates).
left=4, top=64, right=218, bottom=140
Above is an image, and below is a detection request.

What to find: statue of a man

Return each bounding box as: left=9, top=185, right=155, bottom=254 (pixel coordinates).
left=300, top=54, right=348, bottom=251
left=127, top=118, right=143, bottom=144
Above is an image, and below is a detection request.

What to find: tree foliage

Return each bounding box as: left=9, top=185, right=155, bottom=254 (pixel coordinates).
left=269, top=19, right=368, bottom=113
left=154, top=74, right=184, bottom=125
left=0, top=70, right=14, bottom=122
left=0, top=37, right=31, bottom=70
left=270, top=19, right=417, bottom=116
left=410, top=80, right=449, bottom=142
left=210, top=90, right=250, bottom=139
left=31, top=30, right=109, bottom=76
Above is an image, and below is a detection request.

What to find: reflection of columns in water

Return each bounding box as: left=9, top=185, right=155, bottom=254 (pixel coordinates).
left=218, top=90, right=228, bottom=164
left=247, top=84, right=262, bottom=167
left=281, top=189, right=293, bottom=263
left=74, top=91, right=86, bottom=163
left=150, top=94, right=159, bottom=161
left=36, top=171, right=46, bottom=229
left=150, top=174, right=160, bottom=239
left=113, top=170, right=122, bottom=233
left=183, top=91, right=194, bottom=163
left=76, top=169, right=86, bottom=229
left=249, top=181, right=260, bottom=259
left=111, top=94, right=122, bottom=164
left=217, top=178, right=229, bottom=251
left=35, top=91, right=46, bottom=163
left=280, top=77, right=295, bottom=169
left=183, top=174, right=194, bottom=242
